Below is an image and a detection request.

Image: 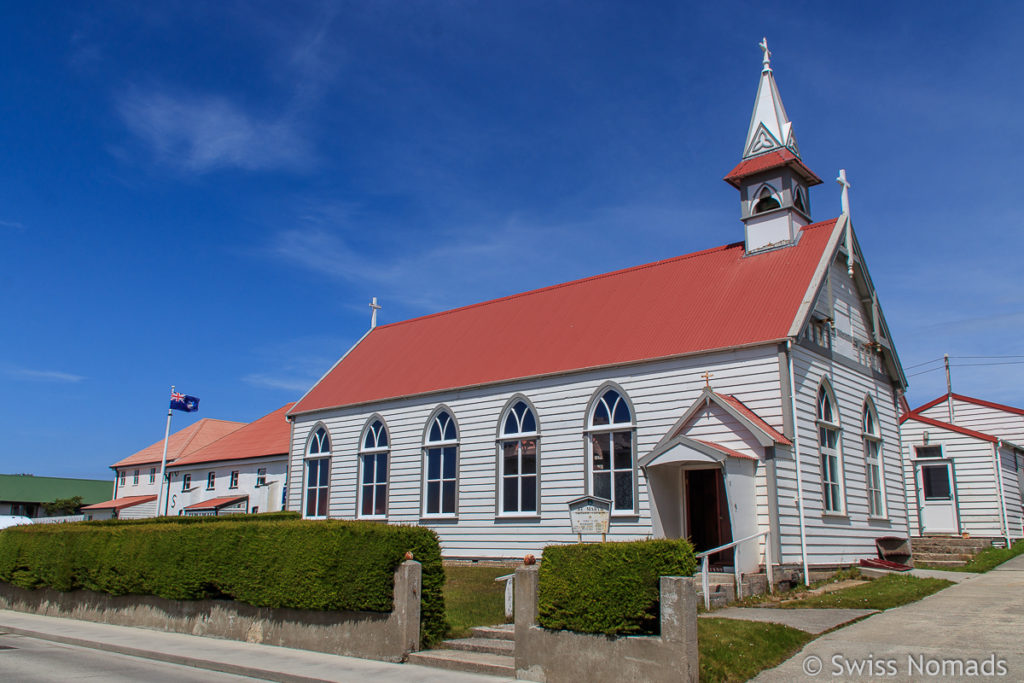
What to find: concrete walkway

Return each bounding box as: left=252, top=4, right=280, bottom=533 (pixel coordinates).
left=754, top=555, right=1024, bottom=681
left=701, top=607, right=877, bottom=634
left=0, top=610, right=512, bottom=683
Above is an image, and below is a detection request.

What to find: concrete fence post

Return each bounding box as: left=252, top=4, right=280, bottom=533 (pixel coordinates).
left=659, top=576, right=699, bottom=681
left=392, top=560, right=422, bottom=655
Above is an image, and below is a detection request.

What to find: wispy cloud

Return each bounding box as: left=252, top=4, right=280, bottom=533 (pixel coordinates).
left=0, top=219, right=25, bottom=231
left=242, top=373, right=316, bottom=393
left=117, top=90, right=312, bottom=173
left=5, top=366, right=86, bottom=383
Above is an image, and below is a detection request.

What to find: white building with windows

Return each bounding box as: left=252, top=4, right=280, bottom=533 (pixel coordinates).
left=900, top=394, right=1024, bottom=543
left=164, top=404, right=293, bottom=517
left=285, top=45, right=911, bottom=574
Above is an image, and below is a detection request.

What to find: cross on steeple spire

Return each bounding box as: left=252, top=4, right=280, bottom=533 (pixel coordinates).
left=369, top=296, right=382, bottom=329
left=759, top=37, right=771, bottom=73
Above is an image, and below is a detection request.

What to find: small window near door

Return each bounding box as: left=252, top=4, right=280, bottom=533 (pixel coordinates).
left=206, top=472, right=216, bottom=490
left=229, top=471, right=239, bottom=489
left=915, top=445, right=943, bottom=459
left=182, top=473, right=191, bottom=491
left=256, top=468, right=267, bottom=487
left=921, top=464, right=952, bottom=500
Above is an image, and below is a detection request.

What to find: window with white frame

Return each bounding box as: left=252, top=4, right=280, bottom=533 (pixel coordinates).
left=304, top=426, right=331, bottom=518
left=818, top=383, right=844, bottom=514
left=360, top=418, right=389, bottom=518
left=181, top=473, right=191, bottom=491
left=206, top=472, right=216, bottom=490
left=423, top=410, right=458, bottom=517
left=863, top=401, right=885, bottom=517
left=256, top=467, right=267, bottom=487
left=500, top=400, right=539, bottom=515
left=133, top=469, right=139, bottom=485
left=118, top=470, right=126, bottom=486
left=587, top=388, right=636, bottom=513
left=149, top=467, right=156, bottom=484
left=229, top=471, right=239, bottom=489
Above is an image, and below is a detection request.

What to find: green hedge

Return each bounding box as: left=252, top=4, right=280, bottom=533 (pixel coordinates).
left=537, top=539, right=697, bottom=636
left=81, top=511, right=300, bottom=527
left=0, top=518, right=448, bottom=646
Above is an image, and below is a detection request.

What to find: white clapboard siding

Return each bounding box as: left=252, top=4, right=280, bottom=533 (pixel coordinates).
left=1000, top=447, right=1024, bottom=538
left=118, top=499, right=158, bottom=520
left=112, top=466, right=162, bottom=500
left=919, top=398, right=1024, bottom=445
left=900, top=418, right=1008, bottom=538
left=774, top=255, right=908, bottom=566
left=288, top=345, right=784, bottom=559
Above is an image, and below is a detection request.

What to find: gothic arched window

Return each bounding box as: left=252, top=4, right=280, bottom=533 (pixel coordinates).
left=862, top=401, right=885, bottom=517
left=587, top=387, right=636, bottom=512
left=754, top=186, right=781, bottom=213
left=423, top=409, right=458, bottom=517
left=359, top=418, right=389, bottom=518
left=304, top=425, right=331, bottom=518
left=499, top=399, right=539, bottom=515
left=817, top=383, right=844, bottom=514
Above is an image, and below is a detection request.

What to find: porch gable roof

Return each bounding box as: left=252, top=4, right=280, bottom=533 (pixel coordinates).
left=656, top=386, right=790, bottom=452
left=640, top=434, right=757, bottom=469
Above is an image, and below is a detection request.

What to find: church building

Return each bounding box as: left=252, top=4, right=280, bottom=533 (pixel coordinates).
left=285, top=43, right=911, bottom=576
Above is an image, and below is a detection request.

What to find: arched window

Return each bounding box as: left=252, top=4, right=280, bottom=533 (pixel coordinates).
left=587, top=387, right=636, bottom=512
left=499, top=399, right=539, bottom=515
left=753, top=186, right=781, bottom=213
left=304, top=425, right=331, bottom=518
left=793, top=186, right=807, bottom=214
left=817, top=383, right=844, bottom=514
left=862, top=401, right=885, bottom=517
left=423, top=409, right=458, bottom=517
left=359, top=418, right=389, bottom=518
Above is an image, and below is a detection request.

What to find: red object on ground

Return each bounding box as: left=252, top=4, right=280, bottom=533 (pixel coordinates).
left=859, top=558, right=912, bottom=572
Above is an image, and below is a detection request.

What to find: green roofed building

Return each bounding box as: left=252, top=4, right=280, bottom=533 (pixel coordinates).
left=0, top=474, right=112, bottom=518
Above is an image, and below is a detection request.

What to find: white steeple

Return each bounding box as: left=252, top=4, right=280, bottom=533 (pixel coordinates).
left=743, top=38, right=800, bottom=159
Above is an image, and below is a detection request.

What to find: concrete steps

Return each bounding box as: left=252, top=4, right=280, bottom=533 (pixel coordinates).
left=912, top=536, right=991, bottom=567
left=407, top=624, right=514, bottom=676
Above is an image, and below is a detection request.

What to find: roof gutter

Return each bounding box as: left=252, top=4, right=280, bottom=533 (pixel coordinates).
left=785, top=338, right=810, bottom=584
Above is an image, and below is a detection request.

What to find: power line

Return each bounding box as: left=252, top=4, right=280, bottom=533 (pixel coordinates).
left=904, top=357, right=944, bottom=370
left=950, top=355, right=1024, bottom=360
left=907, top=366, right=943, bottom=378
left=951, top=361, right=1024, bottom=368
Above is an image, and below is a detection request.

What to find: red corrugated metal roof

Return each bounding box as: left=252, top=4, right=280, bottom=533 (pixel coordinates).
left=718, top=393, right=792, bottom=446
left=724, top=149, right=823, bottom=188
left=82, top=494, right=157, bottom=511
left=112, top=419, right=246, bottom=468
left=292, top=220, right=839, bottom=415
left=184, top=495, right=247, bottom=511
left=172, top=404, right=294, bottom=466
left=899, top=413, right=998, bottom=443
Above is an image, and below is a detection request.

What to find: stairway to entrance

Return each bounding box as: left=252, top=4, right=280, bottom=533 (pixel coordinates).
left=911, top=536, right=991, bottom=567
left=407, top=624, right=514, bottom=677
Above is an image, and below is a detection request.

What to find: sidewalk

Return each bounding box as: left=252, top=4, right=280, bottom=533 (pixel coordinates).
left=754, top=555, right=1024, bottom=681
left=0, top=609, right=512, bottom=683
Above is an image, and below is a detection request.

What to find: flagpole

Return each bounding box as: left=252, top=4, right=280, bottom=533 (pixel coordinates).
left=157, top=385, right=174, bottom=518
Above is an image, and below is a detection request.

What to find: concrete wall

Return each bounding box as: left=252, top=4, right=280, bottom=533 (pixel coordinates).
left=513, top=565, right=698, bottom=683
left=0, top=560, right=422, bottom=663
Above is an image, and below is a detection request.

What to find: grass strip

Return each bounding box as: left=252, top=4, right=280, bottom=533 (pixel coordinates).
left=919, top=540, right=1024, bottom=573
left=698, top=618, right=812, bottom=682
left=443, top=566, right=510, bottom=638
left=783, top=573, right=951, bottom=610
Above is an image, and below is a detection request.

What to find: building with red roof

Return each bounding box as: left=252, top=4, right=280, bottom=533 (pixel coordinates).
left=900, top=394, right=1024, bottom=542
left=164, top=404, right=294, bottom=517
left=284, top=43, right=910, bottom=578
left=100, top=418, right=246, bottom=516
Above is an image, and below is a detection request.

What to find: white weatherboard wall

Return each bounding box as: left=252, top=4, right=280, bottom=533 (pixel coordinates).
left=165, top=457, right=288, bottom=516
left=288, top=346, right=785, bottom=560
left=118, top=499, right=158, bottom=520
left=779, top=258, right=908, bottom=567
left=919, top=398, right=1024, bottom=445
left=112, top=465, right=161, bottom=500
left=901, top=419, right=1023, bottom=540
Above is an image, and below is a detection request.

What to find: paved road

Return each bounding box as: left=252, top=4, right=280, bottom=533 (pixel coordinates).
left=755, top=555, right=1024, bottom=681
left=0, top=631, right=269, bottom=682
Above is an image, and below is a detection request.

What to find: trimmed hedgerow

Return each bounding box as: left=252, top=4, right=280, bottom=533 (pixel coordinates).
left=81, top=511, right=301, bottom=527
left=537, top=539, right=697, bottom=636
left=0, top=518, right=448, bottom=646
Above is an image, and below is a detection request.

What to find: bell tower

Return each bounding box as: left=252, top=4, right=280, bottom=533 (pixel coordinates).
left=724, top=38, right=823, bottom=254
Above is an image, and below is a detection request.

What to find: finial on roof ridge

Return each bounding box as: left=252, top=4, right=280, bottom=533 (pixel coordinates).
left=759, top=37, right=771, bottom=73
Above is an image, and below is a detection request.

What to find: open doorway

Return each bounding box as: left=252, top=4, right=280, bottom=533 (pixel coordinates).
left=685, top=468, right=733, bottom=566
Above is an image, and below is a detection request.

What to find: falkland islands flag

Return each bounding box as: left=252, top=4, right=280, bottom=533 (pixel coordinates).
left=170, top=391, right=200, bottom=412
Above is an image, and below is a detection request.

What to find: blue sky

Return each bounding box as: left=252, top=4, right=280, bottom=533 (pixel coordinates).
left=2, top=2, right=1021, bottom=479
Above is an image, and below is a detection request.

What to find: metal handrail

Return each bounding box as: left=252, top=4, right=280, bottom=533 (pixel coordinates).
left=495, top=573, right=515, bottom=620
left=695, top=530, right=773, bottom=610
